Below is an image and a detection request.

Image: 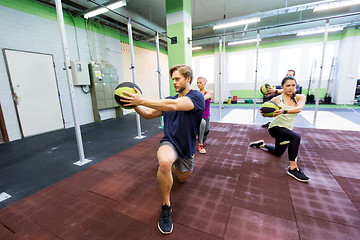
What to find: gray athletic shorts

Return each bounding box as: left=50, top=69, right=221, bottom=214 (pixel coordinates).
left=160, top=141, right=194, bottom=172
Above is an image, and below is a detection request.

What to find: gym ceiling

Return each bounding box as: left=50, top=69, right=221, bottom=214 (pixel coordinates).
left=33, top=0, right=360, bottom=50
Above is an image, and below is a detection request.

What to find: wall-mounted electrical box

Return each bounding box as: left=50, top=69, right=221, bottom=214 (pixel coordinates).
left=70, top=61, right=90, bottom=85
left=88, top=62, right=122, bottom=122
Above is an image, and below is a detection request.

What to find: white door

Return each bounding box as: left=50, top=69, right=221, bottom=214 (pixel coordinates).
left=4, top=49, right=64, bottom=137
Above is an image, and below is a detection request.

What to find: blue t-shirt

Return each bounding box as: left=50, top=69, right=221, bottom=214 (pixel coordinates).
left=160, top=89, right=205, bottom=158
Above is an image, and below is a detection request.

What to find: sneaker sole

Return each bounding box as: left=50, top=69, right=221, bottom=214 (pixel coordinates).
left=158, top=222, right=173, bottom=235
left=287, top=171, right=309, bottom=182
left=249, top=140, right=264, bottom=148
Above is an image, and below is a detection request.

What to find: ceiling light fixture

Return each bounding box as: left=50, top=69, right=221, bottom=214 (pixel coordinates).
left=313, top=0, right=360, bottom=12
left=228, top=38, right=261, bottom=46
left=84, top=0, right=126, bottom=19
left=192, top=46, right=202, bottom=51
left=213, top=18, right=261, bottom=30
left=297, top=26, right=343, bottom=36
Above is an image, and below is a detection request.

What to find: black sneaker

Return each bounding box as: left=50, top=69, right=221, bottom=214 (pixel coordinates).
left=249, top=140, right=264, bottom=148
left=262, top=122, right=271, bottom=128
left=287, top=167, right=310, bottom=182
left=158, top=204, right=173, bottom=234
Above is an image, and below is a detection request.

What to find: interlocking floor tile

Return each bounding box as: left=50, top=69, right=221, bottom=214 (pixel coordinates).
left=290, top=185, right=360, bottom=227
left=210, top=123, right=232, bottom=133
left=187, top=169, right=239, bottom=197
left=192, top=154, right=209, bottom=173
left=2, top=123, right=360, bottom=239
left=89, top=172, right=145, bottom=202
left=121, top=157, right=162, bottom=178
left=245, top=147, right=284, bottom=168
left=238, top=162, right=288, bottom=185
left=32, top=192, right=115, bottom=239
left=149, top=222, right=222, bottom=240
left=335, top=176, right=360, bottom=202
left=0, top=224, right=15, bottom=240
left=292, top=155, right=322, bottom=171
left=233, top=181, right=295, bottom=221
left=113, top=183, right=183, bottom=226
left=75, top=210, right=155, bottom=240
left=200, top=155, right=243, bottom=177
left=296, top=213, right=360, bottom=240
left=353, top=201, right=360, bottom=211
left=301, top=132, right=337, bottom=141
left=325, top=160, right=360, bottom=179
left=0, top=207, right=48, bottom=239
left=52, top=167, right=111, bottom=196
left=16, top=223, right=62, bottom=240
left=223, top=207, right=299, bottom=240
left=173, top=188, right=232, bottom=238
left=89, top=155, right=130, bottom=174
left=6, top=187, right=75, bottom=217
left=288, top=167, right=343, bottom=192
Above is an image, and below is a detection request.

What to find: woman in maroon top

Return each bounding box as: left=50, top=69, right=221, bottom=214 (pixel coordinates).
left=197, top=76, right=213, bottom=154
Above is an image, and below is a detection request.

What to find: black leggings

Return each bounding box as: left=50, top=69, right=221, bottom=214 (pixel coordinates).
left=264, top=126, right=301, bottom=162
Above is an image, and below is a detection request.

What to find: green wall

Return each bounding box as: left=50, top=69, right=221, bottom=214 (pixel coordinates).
left=231, top=89, right=327, bottom=99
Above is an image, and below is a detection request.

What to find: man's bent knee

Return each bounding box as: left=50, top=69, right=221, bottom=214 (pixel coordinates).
left=175, top=170, right=192, bottom=183
left=158, top=160, right=173, bottom=173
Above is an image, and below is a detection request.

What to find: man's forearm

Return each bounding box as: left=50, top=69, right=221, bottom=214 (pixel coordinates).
left=135, top=106, right=162, bottom=119
left=140, top=98, right=177, bottom=112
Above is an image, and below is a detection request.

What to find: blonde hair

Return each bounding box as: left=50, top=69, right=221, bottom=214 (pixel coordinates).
left=169, top=65, right=193, bottom=83
left=197, top=76, right=207, bottom=83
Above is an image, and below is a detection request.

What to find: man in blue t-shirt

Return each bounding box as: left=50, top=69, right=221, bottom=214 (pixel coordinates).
left=121, top=64, right=205, bottom=235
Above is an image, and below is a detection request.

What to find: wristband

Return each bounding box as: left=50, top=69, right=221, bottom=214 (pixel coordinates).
left=283, top=110, right=288, bottom=114
left=275, top=90, right=278, bottom=94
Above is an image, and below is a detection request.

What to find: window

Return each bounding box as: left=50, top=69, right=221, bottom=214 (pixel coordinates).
left=192, top=56, right=215, bottom=83
left=309, top=44, right=335, bottom=79
left=257, top=52, right=271, bottom=81
left=227, top=52, right=248, bottom=82
left=278, top=48, right=302, bottom=77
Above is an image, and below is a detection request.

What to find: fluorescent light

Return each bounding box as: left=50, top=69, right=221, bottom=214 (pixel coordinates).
left=228, top=38, right=261, bottom=46
left=192, top=46, right=202, bottom=51
left=84, top=0, right=126, bottom=19
left=213, top=18, right=261, bottom=30
left=297, top=27, right=343, bottom=36
left=314, top=0, right=360, bottom=12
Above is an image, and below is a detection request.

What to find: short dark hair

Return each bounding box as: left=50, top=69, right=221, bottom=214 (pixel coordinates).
left=287, top=69, right=295, bottom=76
left=169, top=65, right=193, bottom=83
left=281, top=76, right=296, bottom=86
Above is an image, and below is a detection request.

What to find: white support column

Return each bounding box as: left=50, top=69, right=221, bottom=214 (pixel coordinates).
left=156, top=32, right=163, bottom=100
left=313, top=19, right=329, bottom=126
left=156, top=32, right=164, bottom=128
left=55, top=0, right=91, bottom=166
left=127, top=18, right=145, bottom=139
left=218, top=37, right=223, bottom=121
left=253, top=30, right=260, bottom=123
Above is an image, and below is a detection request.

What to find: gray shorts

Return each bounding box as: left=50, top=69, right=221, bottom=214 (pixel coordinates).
left=160, top=141, right=194, bottom=172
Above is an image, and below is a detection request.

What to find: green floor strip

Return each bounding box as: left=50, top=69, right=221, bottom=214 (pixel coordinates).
left=210, top=103, right=360, bottom=109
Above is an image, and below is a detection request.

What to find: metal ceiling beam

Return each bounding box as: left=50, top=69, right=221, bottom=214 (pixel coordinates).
left=193, top=0, right=339, bottom=31
left=32, top=0, right=168, bottom=48
left=192, top=11, right=360, bottom=42
left=86, top=0, right=171, bottom=40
